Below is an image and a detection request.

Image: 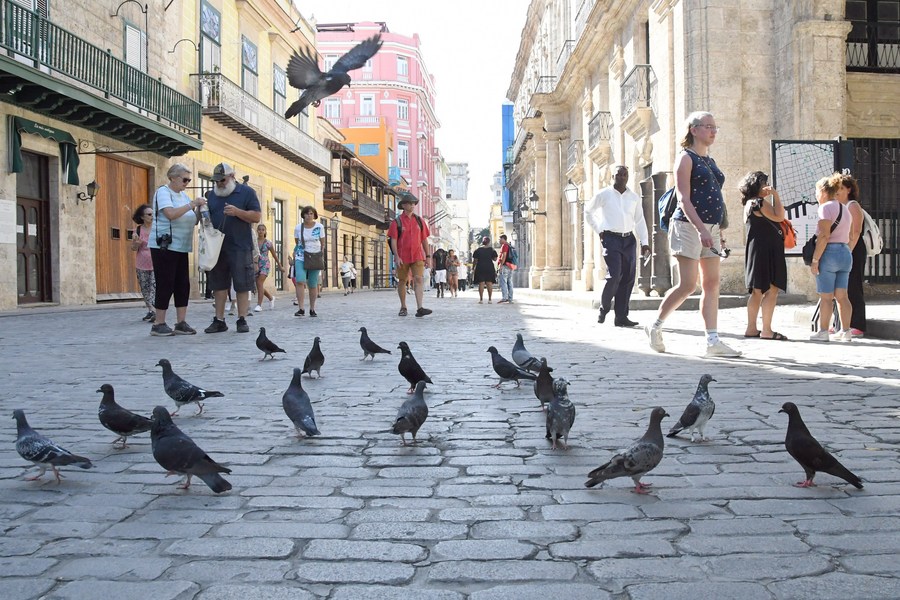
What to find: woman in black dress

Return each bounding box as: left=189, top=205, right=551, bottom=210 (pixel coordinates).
left=472, top=236, right=498, bottom=303
left=740, top=171, right=788, bottom=340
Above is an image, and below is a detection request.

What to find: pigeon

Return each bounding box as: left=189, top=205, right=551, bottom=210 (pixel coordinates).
left=256, top=327, right=286, bottom=360
left=284, top=34, right=383, bottom=119
left=512, top=333, right=542, bottom=372
left=533, top=357, right=555, bottom=410
left=97, top=383, right=152, bottom=449
left=301, top=337, right=325, bottom=378
left=667, top=374, right=716, bottom=442
left=359, top=327, right=392, bottom=361
left=779, top=402, right=863, bottom=489
left=392, top=381, right=429, bottom=446
left=585, top=407, right=669, bottom=494
left=487, top=346, right=538, bottom=388
left=156, top=359, right=224, bottom=416
left=282, top=368, right=320, bottom=438
left=397, top=341, right=432, bottom=394
left=546, top=378, right=575, bottom=450
left=150, top=406, right=232, bottom=493
left=13, top=409, right=94, bottom=483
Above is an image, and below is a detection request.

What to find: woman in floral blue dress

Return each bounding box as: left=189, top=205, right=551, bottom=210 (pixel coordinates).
left=254, top=223, right=284, bottom=312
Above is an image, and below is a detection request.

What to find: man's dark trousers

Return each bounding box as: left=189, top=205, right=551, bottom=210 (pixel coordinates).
left=600, top=232, right=637, bottom=321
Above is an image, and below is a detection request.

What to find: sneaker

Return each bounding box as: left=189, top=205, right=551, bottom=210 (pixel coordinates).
left=148, top=313, right=156, bottom=324
left=309, top=310, right=318, bottom=317
left=204, top=318, right=228, bottom=334
left=705, top=340, right=742, bottom=358
left=142, top=311, right=154, bottom=322
left=150, top=323, right=174, bottom=337
left=236, top=317, right=250, bottom=333
left=615, top=318, right=640, bottom=328
left=497, top=299, right=509, bottom=304
left=293, top=299, right=299, bottom=306
left=809, top=330, right=830, bottom=342
left=415, top=307, right=432, bottom=318
left=850, top=328, right=865, bottom=338
left=294, top=309, right=305, bottom=317
left=253, top=305, right=262, bottom=312
left=828, top=327, right=836, bottom=334
left=836, top=329, right=854, bottom=342
left=173, top=321, right=197, bottom=335
left=646, top=326, right=665, bottom=353
left=268, top=298, right=275, bottom=310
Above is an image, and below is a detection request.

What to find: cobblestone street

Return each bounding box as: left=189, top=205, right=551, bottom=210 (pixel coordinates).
left=1, top=289, right=899, bottom=599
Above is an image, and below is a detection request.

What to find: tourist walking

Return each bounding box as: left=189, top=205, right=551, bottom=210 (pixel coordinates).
left=472, top=236, right=498, bottom=304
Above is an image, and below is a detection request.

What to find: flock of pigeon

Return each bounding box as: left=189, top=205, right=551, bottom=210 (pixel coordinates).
left=13, top=328, right=863, bottom=496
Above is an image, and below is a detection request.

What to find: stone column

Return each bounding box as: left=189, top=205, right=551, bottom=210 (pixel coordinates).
left=529, top=139, right=547, bottom=289
left=540, top=129, right=569, bottom=290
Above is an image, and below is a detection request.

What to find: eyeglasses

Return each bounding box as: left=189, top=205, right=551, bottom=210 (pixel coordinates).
left=694, top=124, right=720, bottom=132
left=181, top=177, right=192, bottom=184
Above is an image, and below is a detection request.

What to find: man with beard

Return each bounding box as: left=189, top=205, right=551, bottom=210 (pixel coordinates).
left=203, top=163, right=262, bottom=334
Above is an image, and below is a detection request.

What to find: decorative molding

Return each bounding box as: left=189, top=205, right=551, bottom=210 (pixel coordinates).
left=588, top=142, right=612, bottom=168
left=621, top=107, right=653, bottom=141
left=609, top=44, right=625, bottom=80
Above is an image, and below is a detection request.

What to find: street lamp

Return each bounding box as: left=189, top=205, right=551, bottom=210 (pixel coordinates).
left=564, top=179, right=579, bottom=204
left=526, top=190, right=546, bottom=216
left=76, top=180, right=100, bottom=205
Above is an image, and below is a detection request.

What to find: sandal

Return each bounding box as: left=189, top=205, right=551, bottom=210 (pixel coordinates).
left=744, top=332, right=761, bottom=338
left=761, top=332, right=788, bottom=341
left=398, top=308, right=408, bottom=316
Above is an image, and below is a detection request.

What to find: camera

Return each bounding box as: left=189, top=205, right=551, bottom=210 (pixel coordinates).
left=156, top=234, right=172, bottom=250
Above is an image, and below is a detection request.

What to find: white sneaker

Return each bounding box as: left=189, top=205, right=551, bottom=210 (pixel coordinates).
left=705, top=340, right=742, bottom=358
left=268, top=298, right=275, bottom=310
left=836, top=329, right=853, bottom=342
left=809, top=330, right=830, bottom=342
left=646, top=326, right=665, bottom=353
left=253, top=305, right=262, bottom=312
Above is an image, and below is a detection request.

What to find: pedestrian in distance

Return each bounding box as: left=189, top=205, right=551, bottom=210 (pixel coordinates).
left=387, top=192, right=432, bottom=317
left=838, top=172, right=867, bottom=338
left=340, top=255, right=355, bottom=295
left=496, top=234, right=516, bottom=304
left=472, top=236, right=498, bottom=304
left=432, top=247, right=449, bottom=298
left=585, top=165, right=649, bottom=326
left=203, top=163, right=262, bottom=334
left=293, top=205, right=325, bottom=318
left=130, top=203, right=156, bottom=323
left=446, top=249, right=460, bottom=297
left=254, top=223, right=285, bottom=313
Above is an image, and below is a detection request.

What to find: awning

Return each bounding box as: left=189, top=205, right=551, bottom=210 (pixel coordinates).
left=9, top=116, right=79, bottom=185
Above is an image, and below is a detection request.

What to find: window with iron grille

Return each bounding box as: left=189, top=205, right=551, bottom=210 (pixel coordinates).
left=846, top=0, right=900, bottom=72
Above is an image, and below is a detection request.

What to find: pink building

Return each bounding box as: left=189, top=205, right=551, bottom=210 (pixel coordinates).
left=315, top=22, right=440, bottom=230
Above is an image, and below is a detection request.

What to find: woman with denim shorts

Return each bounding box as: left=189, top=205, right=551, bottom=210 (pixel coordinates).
left=809, top=174, right=854, bottom=342
left=293, top=205, right=324, bottom=317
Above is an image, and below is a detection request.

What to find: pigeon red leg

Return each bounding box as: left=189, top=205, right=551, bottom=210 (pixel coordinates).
left=795, top=479, right=816, bottom=488
left=195, top=403, right=204, bottom=416
left=177, top=474, right=193, bottom=490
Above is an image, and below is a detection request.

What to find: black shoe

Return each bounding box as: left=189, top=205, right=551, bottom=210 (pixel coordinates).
left=415, top=307, right=432, bottom=317
left=142, top=311, right=154, bottom=322
left=309, top=310, right=317, bottom=317
left=614, top=318, right=640, bottom=328
left=173, top=321, right=197, bottom=335
left=598, top=307, right=609, bottom=324
left=236, top=317, right=250, bottom=333
left=294, top=309, right=305, bottom=317
left=204, top=318, right=228, bottom=334
left=150, top=323, right=174, bottom=337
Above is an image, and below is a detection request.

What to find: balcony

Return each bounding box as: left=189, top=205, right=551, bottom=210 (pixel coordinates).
left=378, top=207, right=396, bottom=230
left=846, top=21, right=900, bottom=72
left=566, top=139, right=584, bottom=182
left=620, top=65, right=657, bottom=139
left=352, top=115, right=381, bottom=127
left=588, top=110, right=613, bottom=165
left=575, top=0, right=597, bottom=39
left=532, top=75, right=556, bottom=97
left=556, top=40, right=576, bottom=78
left=0, top=0, right=200, bottom=155
left=345, top=189, right=388, bottom=227
left=323, top=181, right=353, bottom=213
left=192, top=72, right=330, bottom=175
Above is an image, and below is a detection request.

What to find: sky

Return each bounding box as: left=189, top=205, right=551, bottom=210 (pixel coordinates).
left=298, top=0, right=530, bottom=226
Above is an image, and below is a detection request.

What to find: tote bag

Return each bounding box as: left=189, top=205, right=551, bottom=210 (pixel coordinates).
left=198, top=222, right=225, bottom=272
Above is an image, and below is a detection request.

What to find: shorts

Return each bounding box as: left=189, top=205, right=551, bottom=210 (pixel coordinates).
left=433, top=269, right=447, bottom=283
left=293, top=259, right=321, bottom=289
left=815, top=243, right=852, bottom=294
left=397, top=260, right=425, bottom=283
left=668, top=220, right=721, bottom=260
left=208, top=247, right=256, bottom=293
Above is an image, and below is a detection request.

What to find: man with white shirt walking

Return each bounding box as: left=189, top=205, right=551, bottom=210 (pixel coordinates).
left=585, top=165, right=650, bottom=327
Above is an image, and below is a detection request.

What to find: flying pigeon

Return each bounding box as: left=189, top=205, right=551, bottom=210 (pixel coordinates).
left=546, top=378, right=575, bottom=450
left=533, top=357, right=555, bottom=410
left=97, top=383, right=152, bottom=449
left=487, top=346, right=538, bottom=388
left=585, top=407, right=669, bottom=494
left=667, top=374, right=716, bottom=442
left=512, top=333, right=542, bottom=372
left=156, top=359, right=224, bottom=416
left=282, top=368, right=320, bottom=438
left=301, top=336, right=325, bottom=379
left=359, top=327, right=392, bottom=361
left=392, top=381, right=429, bottom=446
left=398, top=341, right=432, bottom=394
left=779, top=402, right=863, bottom=489
left=150, top=406, right=232, bottom=493
left=13, top=409, right=94, bottom=483
left=284, top=34, right=383, bottom=119
left=256, top=327, right=286, bottom=360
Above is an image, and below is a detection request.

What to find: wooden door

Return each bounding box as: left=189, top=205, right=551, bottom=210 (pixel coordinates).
left=95, top=156, right=150, bottom=297
left=16, top=152, right=51, bottom=303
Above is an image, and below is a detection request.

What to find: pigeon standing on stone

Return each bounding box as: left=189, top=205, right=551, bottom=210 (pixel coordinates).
left=533, top=358, right=555, bottom=410
left=150, top=406, right=232, bottom=493
left=398, top=341, right=432, bottom=394
left=282, top=368, right=320, bottom=438
left=156, top=359, right=224, bottom=416
left=284, top=34, right=383, bottom=118
left=779, top=402, right=863, bottom=489
left=667, top=374, right=716, bottom=442
left=487, top=346, right=538, bottom=388
left=585, top=407, right=669, bottom=494
left=256, top=327, right=286, bottom=360
left=512, top=333, right=542, bottom=373
left=97, top=384, right=152, bottom=449
left=13, top=409, right=94, bottom=483
left=392, top=381, right=429, bottom=446
left=301, top=337, right=325, bottom=379
left=359, top=327, right=392, bottom=361
left=546, top=378, right=575, bottom=450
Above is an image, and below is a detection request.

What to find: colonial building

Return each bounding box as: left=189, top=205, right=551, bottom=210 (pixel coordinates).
left=445, top=162, right=472, bottom=259
left=505, top=0, right=899, bottom=298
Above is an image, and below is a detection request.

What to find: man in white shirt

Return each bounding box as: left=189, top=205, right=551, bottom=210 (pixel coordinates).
left=585, top=165, right=650, bottom=327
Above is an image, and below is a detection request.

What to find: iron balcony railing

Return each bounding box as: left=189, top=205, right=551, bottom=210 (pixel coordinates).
left=589, top=110, right=613, bottom=149
left=567, top=140, right=583, bottom=172
left=532, top=75, right=556, bottom=96
left=352, top=189, right=387, bottom=224
left=846, top=21, right=900, bottom=72
left=575, top=0, right=596, bottom=39
left=0, top=0, right=200, bottom=135
left=193, top=72, right=330, bottom=173
left=556, top=40, right=576, bottom=78
left=621, top=64, right=657, bottom=120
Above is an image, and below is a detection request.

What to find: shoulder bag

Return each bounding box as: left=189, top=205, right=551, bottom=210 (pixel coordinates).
left=802, top=204, right=842, bottom=266
left=300, top=225, right=325, bottom=271
left=197, top=194, right=224, bottom=272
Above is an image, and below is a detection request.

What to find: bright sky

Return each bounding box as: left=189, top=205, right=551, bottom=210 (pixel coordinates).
left=298, top=0, right=529, bottom=226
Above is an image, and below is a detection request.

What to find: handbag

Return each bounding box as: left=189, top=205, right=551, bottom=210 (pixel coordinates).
left=198, top=220, right=225, bottom=271
left=802, top=204, right=842, bottom=266
left=780, top=219, right=796, bottom=249
left=300, top=225, right=325, bottom=271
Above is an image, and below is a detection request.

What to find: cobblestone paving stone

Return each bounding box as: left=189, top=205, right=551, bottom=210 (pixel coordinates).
left=1, top=290, right=899, bottom=599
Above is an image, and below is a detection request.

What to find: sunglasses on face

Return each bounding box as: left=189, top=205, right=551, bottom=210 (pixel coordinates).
left=181, top=177, right=192, bottom=184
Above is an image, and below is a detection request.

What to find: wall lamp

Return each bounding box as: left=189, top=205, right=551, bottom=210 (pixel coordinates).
left=76, top=180, right=100, bottom=205
left=563, top=179, right=579, bottom=204
left=523, top=190, right=545, bottom=216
